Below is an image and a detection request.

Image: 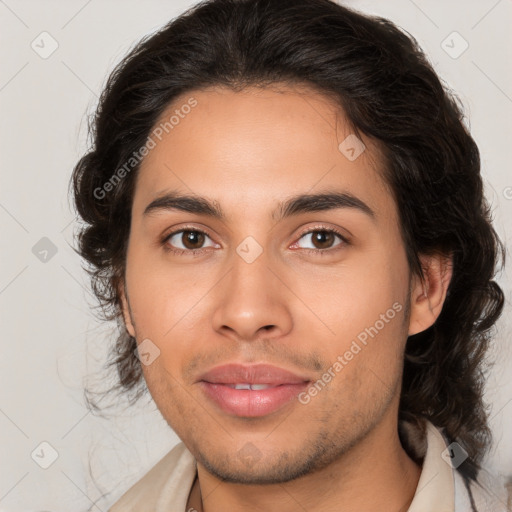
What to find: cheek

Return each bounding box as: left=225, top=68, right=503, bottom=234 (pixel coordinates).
left=125, top=245, right=203, bottom=333
left=308, top=294, right=407, bottom=411
left=299, top=254, right=408, bottom=344
left=303, top=254, right=409, bottom=392
left=125, top=248, right=216, bottom=375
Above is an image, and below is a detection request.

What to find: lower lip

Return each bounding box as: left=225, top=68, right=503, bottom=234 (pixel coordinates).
left=199, top=381, right=310, bottom=417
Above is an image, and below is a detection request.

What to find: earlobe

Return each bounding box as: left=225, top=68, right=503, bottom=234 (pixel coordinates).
left=119, top=281, right=136, bottom=338
left=408, top=253, right=453, bottom=336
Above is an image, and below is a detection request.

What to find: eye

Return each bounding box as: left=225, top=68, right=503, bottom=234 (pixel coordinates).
left=292, top=226, right=348, bottom=254
left=161, top=225, right=349, bottom=256
left=162, top=227, right=218, bottom=255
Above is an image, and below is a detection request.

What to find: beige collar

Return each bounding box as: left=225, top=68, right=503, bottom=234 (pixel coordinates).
left=407, top=421, right=454, bottom=512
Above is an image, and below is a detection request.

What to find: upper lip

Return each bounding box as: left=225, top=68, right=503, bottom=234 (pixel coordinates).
left=198, top=363, right=311, bottom=385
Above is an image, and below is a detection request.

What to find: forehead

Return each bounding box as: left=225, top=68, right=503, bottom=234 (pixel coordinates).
left=132, top=84, right=393, bottom=221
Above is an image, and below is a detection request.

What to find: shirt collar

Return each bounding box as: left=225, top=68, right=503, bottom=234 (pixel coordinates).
left=406, top=421, right=454, bottom=512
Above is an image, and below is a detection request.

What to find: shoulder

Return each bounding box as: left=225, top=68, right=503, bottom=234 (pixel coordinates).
left=108, top=441, right=197, bottom=512
left=400, top=418, right=511, bottom=512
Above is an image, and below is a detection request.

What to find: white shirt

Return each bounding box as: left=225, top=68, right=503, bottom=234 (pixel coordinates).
left=108, top=421, right=510, bottom=511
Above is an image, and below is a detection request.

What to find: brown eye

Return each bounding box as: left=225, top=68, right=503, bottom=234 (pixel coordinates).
left=310, top=231, right=336, bottom=249
left=296, top=229, right=345, bottom=251
left=164, top=229, right=217, bottom=253
left=181, top=230, right=206, bottom=249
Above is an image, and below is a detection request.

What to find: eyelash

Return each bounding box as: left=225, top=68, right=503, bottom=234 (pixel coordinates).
left=161, top=224, right=349, bottom=257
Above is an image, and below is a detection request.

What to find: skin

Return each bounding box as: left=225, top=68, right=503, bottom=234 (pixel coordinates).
left=120, top=84, right=452, bottom=512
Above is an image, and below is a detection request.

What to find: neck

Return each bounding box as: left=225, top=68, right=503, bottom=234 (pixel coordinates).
left=187, top=416, right=422, bottom=512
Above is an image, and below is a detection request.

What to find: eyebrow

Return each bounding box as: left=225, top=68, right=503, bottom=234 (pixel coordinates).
left=143, top=190, right=375, bottom=222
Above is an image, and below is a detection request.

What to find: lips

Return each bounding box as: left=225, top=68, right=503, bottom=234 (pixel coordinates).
left=198, top=363, right=311, bottom=386
left=197, top=363, right=311, bottom=417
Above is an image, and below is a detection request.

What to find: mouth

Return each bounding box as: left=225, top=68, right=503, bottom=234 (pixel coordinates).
left=197, top=363, right=312, bottom=417
left=224, top=383, right=281, bottom=390
left=199, top=381, right=310, bottom=417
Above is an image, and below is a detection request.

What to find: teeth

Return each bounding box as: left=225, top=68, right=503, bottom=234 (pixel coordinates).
left=250, top=384, right=272, bottom=390
left=233, top=383, right=251, bottom=390
left=229, top=383, right=274, bottom=390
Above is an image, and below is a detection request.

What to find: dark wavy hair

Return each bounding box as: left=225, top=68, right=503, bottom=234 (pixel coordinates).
left=70, top=0, right=504, bottom=479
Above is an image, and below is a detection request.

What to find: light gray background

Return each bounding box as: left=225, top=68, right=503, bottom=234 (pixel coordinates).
left=1, top=0, right=511, bottom=510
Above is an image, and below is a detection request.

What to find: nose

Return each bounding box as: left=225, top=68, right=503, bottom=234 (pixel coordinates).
left=211, top=248, right=293, bottom=343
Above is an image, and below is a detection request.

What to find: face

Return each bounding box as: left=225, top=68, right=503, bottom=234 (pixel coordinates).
left=120, top=85, right=417, bottom=484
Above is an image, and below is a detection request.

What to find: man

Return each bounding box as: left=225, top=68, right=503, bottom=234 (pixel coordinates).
left=71, top=0, right=510, bottom=510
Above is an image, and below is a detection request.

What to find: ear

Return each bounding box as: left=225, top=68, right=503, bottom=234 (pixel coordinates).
left=119, top=280, right=136, bottom=338
left=408, top=252, right=453, bottom=336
